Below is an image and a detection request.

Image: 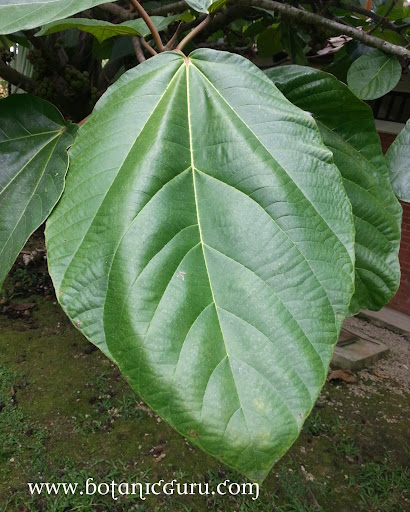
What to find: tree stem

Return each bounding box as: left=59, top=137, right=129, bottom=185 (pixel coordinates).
left=100, top=2, right=134, bottom=21
left=129, top=0, right=164, bottom=52
left=177, top=14, right=213, bottom=51
left=0, top=56, right=38, bottom=93
left=149, top=1, right=188, bottom=16
left=132, top=36, right=146, bottom=63
left=140, top=37, right=158, bottom=56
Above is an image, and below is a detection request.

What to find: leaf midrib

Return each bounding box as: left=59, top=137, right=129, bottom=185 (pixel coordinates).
left=356, top=55, right=395, bottom=96
left=185, top=60, right=257, bottom=456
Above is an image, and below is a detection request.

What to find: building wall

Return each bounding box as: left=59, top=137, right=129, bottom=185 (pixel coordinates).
left=378, top=131, right=410, bottom=315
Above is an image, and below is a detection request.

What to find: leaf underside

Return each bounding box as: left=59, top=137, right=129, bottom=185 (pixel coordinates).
left=185, top=0, right=217, bottom=13
left=0, top=94, right=77, bottom=288
left=35, top=15, right=182, bottom=43
left=46, top=49, right=355, bottom=480
left=386, top=119, right=410, bottom=202
left=266, top=65, right=402, bottom=314
left=0, top=0, right=111, bottom=34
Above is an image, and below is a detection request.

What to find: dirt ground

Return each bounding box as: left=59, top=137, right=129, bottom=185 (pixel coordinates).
left=0, top=233, right=408, bottom=511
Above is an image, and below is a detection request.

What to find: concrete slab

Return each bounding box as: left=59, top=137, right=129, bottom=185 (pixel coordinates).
left=358, top=307, right=410, bottom=337
left=332, top=337, right=390, bottom=371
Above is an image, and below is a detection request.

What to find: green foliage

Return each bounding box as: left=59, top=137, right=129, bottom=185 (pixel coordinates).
left=0, top=0, right=408, bottom=484
left=185, top=0, right=225, bottom=13
left=46, top=49, right=356, bottom=480
left=386, top=119, right=410, bottom=202
left=0, top=94, right=77, bottom=288
left=36, top=15, right=184, bottom=43
left=265, top=65, right=402, bottom=313
left=347, top=49, right=402, bottom=100
left=0, top=0, right=111, bottom=34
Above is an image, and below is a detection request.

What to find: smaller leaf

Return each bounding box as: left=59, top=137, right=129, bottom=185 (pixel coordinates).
left=0, top=35, right=13, bottom=49
left=372, top=28, right=407, bottom=46
left=0, top=94, right=77, bottom=288
left=377, top=4, right=410, bottom=21
left=385, top=119, right=410, bottom=202
left=347, top=48, right=402, bottom=100
left=257, top=25, right=282, bottom=57
left=242, top=20, right=270, bottom=39
left=253, top=7, right=275, bottom=17
left=36, top=15, right=182, bottom=43
left=4, top=32, right=31, bottom=48
left=281, top=26, right=308, bottom=65
left=323, top=41, right=372, bottom=83
left=185, top=0, right=224, bottom=13
left=208, top=0, right=228, bottom=13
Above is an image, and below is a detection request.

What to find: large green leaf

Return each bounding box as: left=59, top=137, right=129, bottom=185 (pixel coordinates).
left=36, top=15, right=183, bottom=43
left=0, top=94, right=77, bottom=288
left=0, top=0, right=115, bottom=35
left=46, top=49, right=355, bottom=480
left=347, top=48, right=402, bottom=100
left=386, top=119, right=410, bottom=202
left=266, top=65, right=402, bottom=313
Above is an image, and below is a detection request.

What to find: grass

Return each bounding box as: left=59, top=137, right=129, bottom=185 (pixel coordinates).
left=0, top=285, right=409, bottom=510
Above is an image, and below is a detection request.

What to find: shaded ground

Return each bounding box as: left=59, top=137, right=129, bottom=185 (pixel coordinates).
left=0, top=233, right=409, bottom=511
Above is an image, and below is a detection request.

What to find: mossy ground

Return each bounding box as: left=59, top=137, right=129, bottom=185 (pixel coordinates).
left=0, top=235, right=409, bottom=511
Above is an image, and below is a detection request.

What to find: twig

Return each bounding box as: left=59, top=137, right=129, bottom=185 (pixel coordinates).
left=99, top=2, right=134, bottom=21
left=177, top=14, right=213, bottom=51
left=368, top=0, right=398, bottom=34
left=132, top=36, right=146, bottom=62
left=398, top=22, right=410, bottom=32
left=149, top=1, right=188, bottom=16
left=78, top=115, right=90, bottom=126
left=164, top=23, right=182, bottom=51
left=239, top=0, right=410, bottom=58
left=129, top=0, right=164, bottom=52
left=337, top=2, right=404, bottom=34
left=140, top=37, right=157, bottom=56
left=0, top=55, right=38, bottom=92
left=179, top=5, right=248, bottom=42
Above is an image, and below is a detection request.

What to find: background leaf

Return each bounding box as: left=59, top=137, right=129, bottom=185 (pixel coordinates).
left=0, top=94, right=77, bottom=288
left=347, top=48, right=402, bottom=100
left=185, top=0, right=223, bottom=13
left=47, top=49, right=355, bottom=480
left=266, top=65, right=402, bottom=313
left=257, top=25, right=282, bottom=57
left=0, top=0, right=113, bottom=35
left=36, top=15, right=183, bottom=43
left=386, top=119, right=410, bottom=202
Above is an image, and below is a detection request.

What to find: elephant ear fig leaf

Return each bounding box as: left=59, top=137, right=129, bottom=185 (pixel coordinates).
left=386, top=119, right=410, bottom=203
left=46, top=49, right=355, bottom=480
left=266, top=65, right=402, bottom=314
left=0, top=94, right=77, bottom=289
